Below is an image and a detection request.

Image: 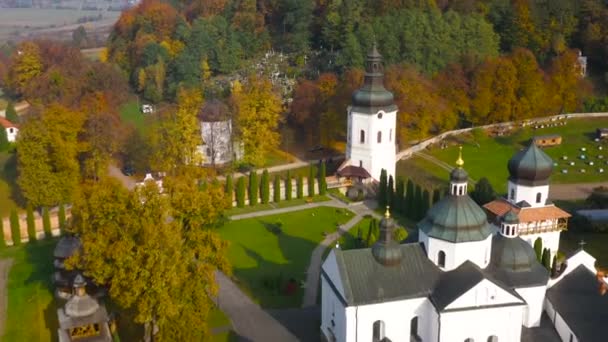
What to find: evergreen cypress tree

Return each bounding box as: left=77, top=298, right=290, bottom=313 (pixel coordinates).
left=225, top=174, right=233, bottom=205
left=541, top=248, right=551, bottom=270
left=422, top=189, right=431, bottom=217
left=405, top=179, right=414, bottom=218
left=297, top=174, right=304, bottom=199
left=236, top=177, right=246, bottom=208
left=260, top=169, right=270, bottom=204
left=414, top=184, right=423, bottom=220
left=534, top=238, right=543, bottom=262
left=249, top=171, right=258, bottom=206
left=10, top=209, right=20, bottom=246
left=26, top=204, right=36, bottom=242
left=0, top=216, right=5, bottom=248
left=551, top=255, right=558, bottom=277
left=285, top=171, right=293, bottom=200
left=387, top=175, right=394, bottom=208
left=395, top=177, right=405, bottom=214
left=42, top=207, right=51, bottom=239
left=58, top=204, right=66, bottom=234
left=365, top=219, right=377, bottom=247
left=273, top=176, right=281, bottom=203
left=378, top=169, right=387, bottom=208
left=308, top=164, right=315, bottom=197
left=319, top=161, right=327, bottom=195
left=432, top=188, right=441, bottom=204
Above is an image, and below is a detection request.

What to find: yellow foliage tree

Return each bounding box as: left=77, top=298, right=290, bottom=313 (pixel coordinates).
left=7, top=41, right=43, bottom=95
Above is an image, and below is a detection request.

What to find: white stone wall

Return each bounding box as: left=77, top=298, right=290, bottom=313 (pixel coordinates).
left=321, top=277, right=347, bottom=342
left=545, top=299, right=578, bottom=342
left=347, top=108, right=397, bottom=181
left=515, top=285, right=547, bottom=327
left=5, top=127, right=17, bottom=142
left=507, top=181, right=549, bottom=208
left=419, top=230, right=493, bottom=271
left=440, top=305, right=524, bottom=342
left=230, top=178, right=318, bottom=207
left=520, top=229, right=561, bottom=259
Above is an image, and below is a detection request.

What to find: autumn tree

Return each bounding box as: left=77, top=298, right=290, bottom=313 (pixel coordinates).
left=6, top=41, right=42, bottom=96
left=67, top=177, right=229, bottom=341
left=17, top=104, right=84, bottom=207
left=547, top=50, right=590, bottom=113
left=232, top=78, right=282, bottom=167
left=5, top=102, right=17, bottom=123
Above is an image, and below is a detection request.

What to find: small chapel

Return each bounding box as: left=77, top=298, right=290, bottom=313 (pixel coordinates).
left=321, top=47, right=608, bottom=342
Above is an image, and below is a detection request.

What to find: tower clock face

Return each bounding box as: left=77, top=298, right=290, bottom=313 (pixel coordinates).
left=377, top=112, right=383, bottom=119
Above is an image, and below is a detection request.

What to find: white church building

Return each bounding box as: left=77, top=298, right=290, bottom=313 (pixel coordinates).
left=321, top=47, right=608, bottom=342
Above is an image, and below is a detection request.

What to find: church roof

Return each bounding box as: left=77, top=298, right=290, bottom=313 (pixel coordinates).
left=350, top=45, right=397, bottom=114
left=418, top=195, right=494, bottom=243
left=332, top=243, right=441, bottom=306
left=486, top=234, right=549, bottom=288
left=507, top=143, right=553, bottom=185
left=54, top=235, right=82, bottom=259
left=547, top=265, right=608, bottom=342
left=484, top=199, right=571, bottom=222
left=336, top=165, right=372, bottom=179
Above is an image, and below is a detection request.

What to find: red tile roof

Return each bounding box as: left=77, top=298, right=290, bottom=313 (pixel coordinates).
left=484, top=199, right=571, bottom=222
left=337, top=165, right=372, bottom=179
left=0, top=117, right=17, bottom=129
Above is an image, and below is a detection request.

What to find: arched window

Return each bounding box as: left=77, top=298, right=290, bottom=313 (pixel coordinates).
left=458, top=186, right=463, bottom=195
left=410, top=316, right=419, bottom=339
left=360, top=130, right=365, bottom=143
left=452, top=185, right=457, bottom=195
left=510, top=189, right=515, bottom=200
left=377, top=131, right=382, bottom=143
left=438, top=251, right=446, bottom=268
left=536, top=192, right=542, bottom=203
left=488, top=336, right=498, bottom=342
left=373, top=320, right=385, bottom=342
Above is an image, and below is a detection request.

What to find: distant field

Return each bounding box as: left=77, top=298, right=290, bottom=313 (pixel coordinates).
left=398, top=117, right=608, bottom=192
left=0, top=8, right=120, bottom=44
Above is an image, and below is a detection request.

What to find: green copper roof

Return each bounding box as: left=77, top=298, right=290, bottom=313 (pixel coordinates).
left=450, top=167, right=468, bottom=182
left=502, top=210, right=519, bottom=224
left=418, top=195, right=494, bottom=242
left=351, top=45, right=397, bottom=114
left=371, top=210, right=402, bottom=266
left=487, top=235, right=548, bottom=287
left=507, top=143, right=553, bottom=185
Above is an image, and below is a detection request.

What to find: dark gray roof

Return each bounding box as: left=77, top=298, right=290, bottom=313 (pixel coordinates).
left=351, top=45, right=397, bottom=114
left=371, top=214, right=403, bottom=266
left=334, top=243, right=441, bottom=306
left=418, top=194, right=495, bottom=242
left=54, top=236, right=81, bottom=259
left=431, top=260, right=524, bottom=311
left=508, top=143, right=553, bottom=186
left=502, top=210, right=519, bottom=224
left=487, top=235, right=549, bottom=288
left=450, top=167, right=468, bottom=183
left=547, top=265, right=608, bottom=342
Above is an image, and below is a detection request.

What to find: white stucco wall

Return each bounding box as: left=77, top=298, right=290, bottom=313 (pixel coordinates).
left=321, top=276, right=347, bottom=342
left=346, top=108, right=397, bottom=181
left=507, top=181, right=549, bottom=208
left=446, top=279, right=524, bottom=311
left=515, top=285, right=547, bottom=327
left=440, top=305, right=524, bottom=342
left=5, top=127, right=17, bottom=142
left=419, top=231, right=493, bottom=271
left=520, top=229, right=561, bottom=259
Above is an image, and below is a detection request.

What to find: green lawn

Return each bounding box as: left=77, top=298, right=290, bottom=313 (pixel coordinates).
left=226, top=195, right=331, bottom=216
left=398, top=117, right=608, bottom=192
left=1, top=240, right=58, bottom=342
left=0, top=151, right=19, bottom=217
left=218, top=206, right=354, bottom=308
left=119, top=100, right=147, bottom=132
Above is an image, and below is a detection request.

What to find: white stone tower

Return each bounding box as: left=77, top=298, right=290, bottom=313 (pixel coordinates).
left=345, top=45, right=397, bottom=181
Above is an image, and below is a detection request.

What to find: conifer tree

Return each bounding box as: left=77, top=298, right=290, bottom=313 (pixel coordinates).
left=405, top=179, right=414, bottom=218
left=0, top=216, right=5, bottom=248
left=422, top=189, right=431, bottom=217
left=541, top=248, right=551, bottom=270
left=378, top=169, right=388, bottom=208
left=236, top=177, right=246, bottom=208
left=273, top=176, right=281, bottom=203
left=297, top=174, right=304, bottom=199
left=534, top=238, right=543, bottom=262
left=42, top=207, right=51, bottom=238
left=285, top=171, right=293, bottom=200
left=225, top=174, right=233, bottom=206
left=414, top=184, right=423, bottom=220
left=365, top=219, right=377, bottom=247
left=260, top=169, right=270, bottom=204
left=387, top=175, right=394, bottom=208
left=432, top=188, right=441, bottom=204
left=26, top=204, right=36, bottom=242
left=395, top=177, right=405, bottom=214
left=10, top=209, right=20, bottom=246
left=319, top=161, right=327, bottom=195
left=249, top=171, right=258, bottom=206
left=58, top=203, right=66, bottom=234
left=308, top=164, right=315, bottom=197
left=551, top=255, right=558, bottom=277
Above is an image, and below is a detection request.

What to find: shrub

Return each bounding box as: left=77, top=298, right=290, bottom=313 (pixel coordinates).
left=405, top=179, right=414, bottom=218
left=534, top=238, right=543, bottom=262
left=58, top=204, right=66, bottom=234
left=26, top=204, right=36, bottom=242
left=318, top=161, right=327, bottom=195
left=308, top=165, right=315, bottom=197
left=297, top=174, right=304, bottom=199
left=249, top=171, right=258, bottom=206
left=541, top=248, right=551, bottom=270
left=236, top=177, right=246, bottom=208
left=395, top=177, right=405, bottom=213
left=378, top=169, right=387, bottom=208
left=225, top=174, right=233, bottom=207
left=42, top=207, right=52, bottom=238
left=260, top=169, right=270, bottom=204
left=273, top=176, right=281, bottom=203
left=285, top=171, right=292, bottom=200
left=9, top=209, right=20, bottom=246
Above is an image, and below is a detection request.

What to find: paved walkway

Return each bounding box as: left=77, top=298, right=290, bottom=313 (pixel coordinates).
left=108, top=164, right=136, bottom=190
left=414, top=152, right=478, bottom=183
left=214, top=271, right=298, bottom=341
left=229, top=199, right=347, bottom=221
left=0, top=259, right=13, bottom=338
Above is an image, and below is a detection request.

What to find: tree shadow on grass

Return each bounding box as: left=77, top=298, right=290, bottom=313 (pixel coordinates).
left=0, top=152, right=25, bottom=208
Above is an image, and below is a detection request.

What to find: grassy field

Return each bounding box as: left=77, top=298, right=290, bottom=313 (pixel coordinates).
left=119, top=100, right=147, bottom=132
left=398, top=117, right=608, bottom=192
left=0, top=152, right=19, bottom=217
left=225, top=195, right=331, bottom=216
left=218, top=206, right=354, bottom=308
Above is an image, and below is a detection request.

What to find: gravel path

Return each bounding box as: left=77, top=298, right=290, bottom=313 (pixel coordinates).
left=107, top=164, right=136, bottom=190
left=0, top=259, right=13, bottom=338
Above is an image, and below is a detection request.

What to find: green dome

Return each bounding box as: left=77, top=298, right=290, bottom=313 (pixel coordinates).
left=502, top=210, right=519, bottom=224
left=491, top=235, right=542, bottom=272
left=351, top=45, right=397, bottom=114
left=418, top=195, right=494, bottom=243
left=450, top=167, right=468, bottom=183
left=372, top=211, right=402, bottom=266
left=508, top=143, right=553, bottom=185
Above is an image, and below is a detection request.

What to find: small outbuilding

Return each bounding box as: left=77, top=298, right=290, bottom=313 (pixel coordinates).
left=533, top=134, right=562, bottom=147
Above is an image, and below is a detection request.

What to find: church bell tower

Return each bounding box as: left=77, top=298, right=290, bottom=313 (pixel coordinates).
left=345, top=45, right=398, bottom=181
